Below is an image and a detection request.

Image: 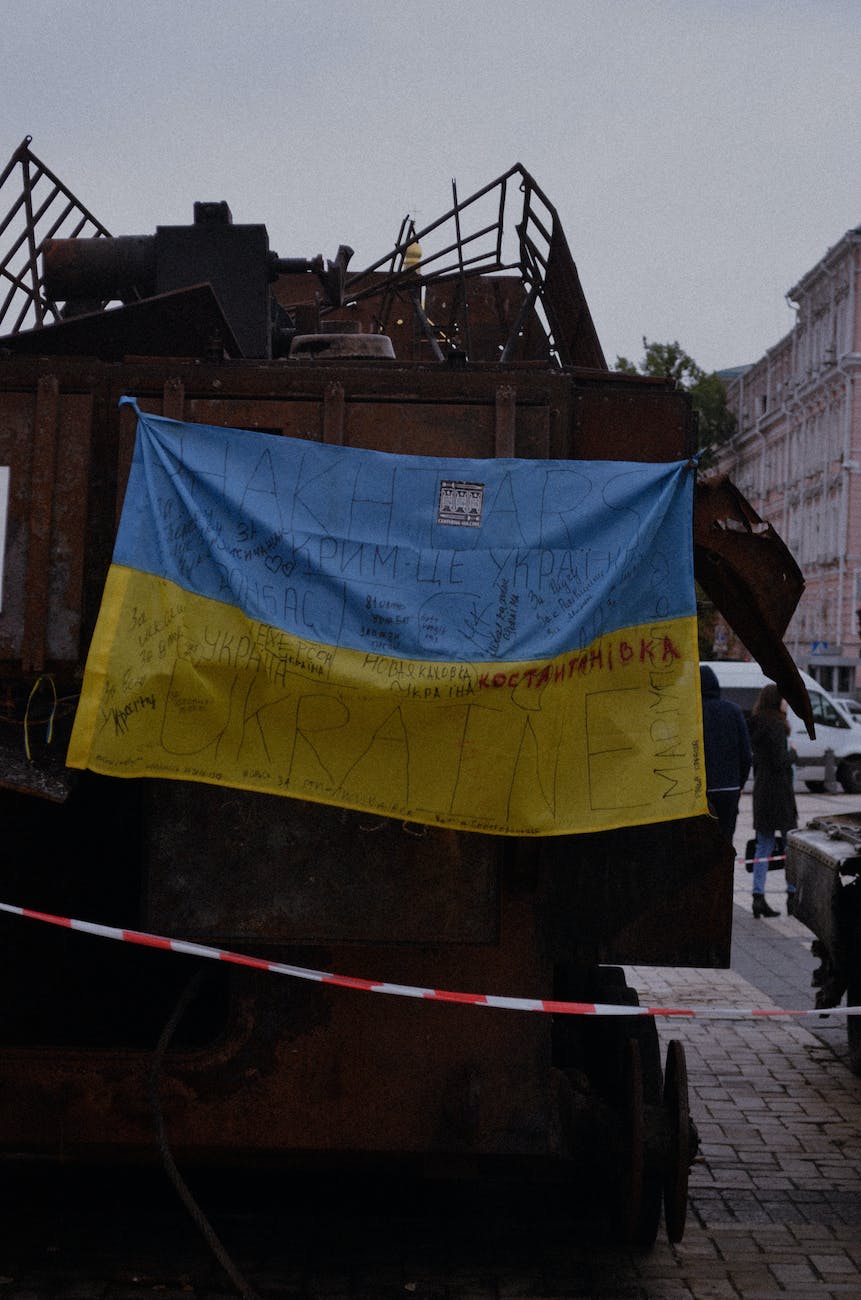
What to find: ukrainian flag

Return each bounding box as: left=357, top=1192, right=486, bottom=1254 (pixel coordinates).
left=67, top=399, right=707, bottom=835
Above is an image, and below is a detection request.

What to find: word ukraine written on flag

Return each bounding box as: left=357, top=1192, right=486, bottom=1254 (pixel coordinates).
left=67, top=398, right=707, bottom=836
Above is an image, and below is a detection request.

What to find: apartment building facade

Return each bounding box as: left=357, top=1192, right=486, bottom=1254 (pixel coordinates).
left=712, top=225, right=861, bottom=694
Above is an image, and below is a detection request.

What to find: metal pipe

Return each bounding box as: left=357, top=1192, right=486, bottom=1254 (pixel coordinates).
left=451, top=178, right=471, bottom=360
left=43, top=235, right=156, bottom=302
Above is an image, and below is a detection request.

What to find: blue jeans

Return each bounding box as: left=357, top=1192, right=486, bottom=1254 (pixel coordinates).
left=752, top=832, right=775, bottom=894
left=753, top=831, right=796, bottom=896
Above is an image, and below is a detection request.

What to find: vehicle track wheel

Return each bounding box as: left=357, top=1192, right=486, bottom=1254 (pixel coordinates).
left=662, top=1039, right=696, bottom=1243
left=620, top=1038, right=663, bottom=1248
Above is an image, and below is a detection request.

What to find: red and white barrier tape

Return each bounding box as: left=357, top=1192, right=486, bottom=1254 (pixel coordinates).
left=737, top=852, right=785, bottom=865
left=1, top=901, right=857, bottom=1020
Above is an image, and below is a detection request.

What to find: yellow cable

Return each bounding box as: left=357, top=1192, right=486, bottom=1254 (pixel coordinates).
left=24, top=674, right=58, bottom=761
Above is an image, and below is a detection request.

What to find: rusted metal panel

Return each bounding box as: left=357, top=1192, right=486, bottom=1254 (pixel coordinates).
left=322, top=381, right=345, bottom=445
left=143, top=368, right=569, bottom=463
left=0, top=388, right=38, bottom=661
left=0, top=283, right=242, bottom=361
left=693, top=477, right=812, bottom=733
left=0, top=379, right=93, bottom=669
left=571, top=374, right=695, bottom=462
left=566, top=818, right=733, bottom=969
left=144, top=784, right=500, bottom=944
left=161, top=376, right=185, bottom=421
left=343, top=398, right=499, bottom=458
left=542, top=217, right=606, bottom=369
left=494, top=385, right=517, bottom=457
left=0, top=971, right=555, bottom=1157
left=23, top=374, right=60, bottom=667
left=48, top=392, right=94, bottom=660
left=166, top=396, right=324, bottom=441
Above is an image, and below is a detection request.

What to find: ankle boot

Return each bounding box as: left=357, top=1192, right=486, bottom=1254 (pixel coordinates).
left=752, top=893, right=780, bottom=918
left=786, top=891, right=798, bottom=917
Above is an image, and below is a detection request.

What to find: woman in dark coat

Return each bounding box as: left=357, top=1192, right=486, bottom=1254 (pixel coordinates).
left=749, top=683, right=797, bottom=918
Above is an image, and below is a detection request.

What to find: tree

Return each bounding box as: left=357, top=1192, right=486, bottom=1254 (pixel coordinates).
left=615, top=338, right=736, bottom=468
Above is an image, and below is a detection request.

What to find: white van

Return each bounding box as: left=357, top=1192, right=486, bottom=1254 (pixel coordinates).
left=702, top=660, right=861, bottom=794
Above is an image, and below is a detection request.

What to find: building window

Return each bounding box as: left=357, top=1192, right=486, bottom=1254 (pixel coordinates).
left=837, top=667, right=856, bottom=694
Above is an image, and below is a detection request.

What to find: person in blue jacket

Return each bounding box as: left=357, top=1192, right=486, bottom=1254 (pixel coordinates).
left=699, top=664, right=752, bottom=847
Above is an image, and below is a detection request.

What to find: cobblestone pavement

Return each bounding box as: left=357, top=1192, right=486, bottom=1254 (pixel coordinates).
left=2, top=791, right=859, bottom=1298
left=619, top=788, right=861, bottom=1299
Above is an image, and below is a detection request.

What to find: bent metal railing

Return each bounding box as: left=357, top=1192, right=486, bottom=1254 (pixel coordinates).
left=0, top=136, right=110, bottom=336
left=342, top=163, right=606, bottom=370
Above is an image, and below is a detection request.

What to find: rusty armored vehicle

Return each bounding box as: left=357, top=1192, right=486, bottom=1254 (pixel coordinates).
left=0, top=138, right=810, bottom=1247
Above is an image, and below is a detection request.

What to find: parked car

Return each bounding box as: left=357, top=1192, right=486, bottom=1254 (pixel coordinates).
left=702, top=660, right=861, bottom=793
left=833, top=695, right=861, bottom=721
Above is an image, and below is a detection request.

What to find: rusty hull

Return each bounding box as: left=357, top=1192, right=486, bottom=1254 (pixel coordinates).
left=0, top=347, right=797, bottom=1163
left=694, top=476, right=812, bottom=734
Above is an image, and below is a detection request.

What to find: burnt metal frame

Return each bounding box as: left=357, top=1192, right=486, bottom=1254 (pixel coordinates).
left=0, top=146, right=603, bottom=368
left=342, top=163, right=605, bottom=369
left=0, top=136, right=110, bottom=336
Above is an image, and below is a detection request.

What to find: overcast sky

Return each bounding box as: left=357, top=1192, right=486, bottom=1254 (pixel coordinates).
left=3, top=0, right=858, bottom=373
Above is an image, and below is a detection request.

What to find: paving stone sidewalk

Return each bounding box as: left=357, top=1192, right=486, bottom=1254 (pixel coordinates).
left=613, top=788, right=861, bottom=1299
left=622, top=957, right=861, bottom=1300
